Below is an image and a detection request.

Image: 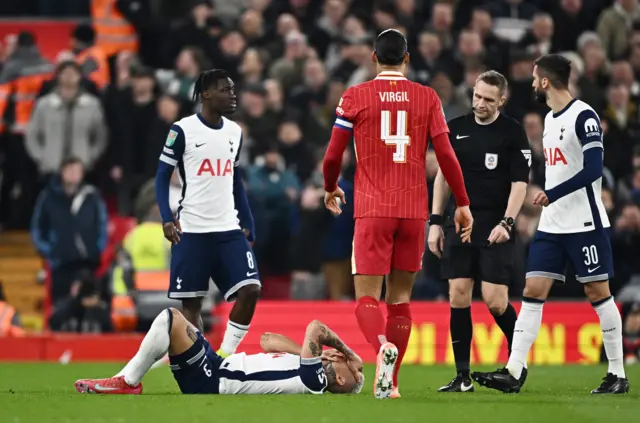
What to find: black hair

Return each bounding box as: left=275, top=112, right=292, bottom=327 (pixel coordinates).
left=374, top=29, right=407, bottom=66
left=192, top=69, right=231, bottom=103
left=534, top=54, right=572, bottom=89
left=60, top=156, right=84, bottom=171
left=17, top=31, right=35, bottom=47
left=72, top=23, right=95, bottom=44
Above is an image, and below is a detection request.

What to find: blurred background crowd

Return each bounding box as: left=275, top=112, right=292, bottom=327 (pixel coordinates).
left=0, top=0, right=639, bottom=360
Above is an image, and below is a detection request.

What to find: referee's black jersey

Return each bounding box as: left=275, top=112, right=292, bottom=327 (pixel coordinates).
left=447, top=112, right=530, bottom=216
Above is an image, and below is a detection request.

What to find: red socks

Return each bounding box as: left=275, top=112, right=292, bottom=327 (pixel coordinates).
left=355, top=296, right=386, bottom=353
left=386, top=303, right=412, bottom=387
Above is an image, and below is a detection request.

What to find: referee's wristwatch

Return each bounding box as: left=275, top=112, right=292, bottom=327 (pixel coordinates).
left=428, top=214, right=443, bottom=226
left=500, top=216, right=515, bottom=232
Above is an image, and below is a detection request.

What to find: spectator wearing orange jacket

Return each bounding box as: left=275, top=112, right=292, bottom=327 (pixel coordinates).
left=72, top=24, right=111, bottom=90
left=0, top=281, right=24, bottom=337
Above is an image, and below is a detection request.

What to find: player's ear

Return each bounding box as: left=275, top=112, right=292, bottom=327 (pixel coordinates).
left=336, top=374, right=346, bottom=386
left=372, top=51, right=378, bottom=64
left=403, top=52, right=410, bottom=65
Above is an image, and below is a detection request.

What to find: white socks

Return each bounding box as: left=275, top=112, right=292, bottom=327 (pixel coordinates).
left=506, top=299, right=543, bottom=380
left=116, top=310, right=171, bottom=386
left=593, top=296, right=626, bottom=378
left=219, top=321, right=249, bottom=356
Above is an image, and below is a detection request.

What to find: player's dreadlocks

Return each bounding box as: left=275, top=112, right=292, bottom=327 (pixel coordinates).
left=192, top=69, right=230, bottom=103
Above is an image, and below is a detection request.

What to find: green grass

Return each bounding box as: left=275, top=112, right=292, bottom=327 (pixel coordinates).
left=0, top=363, right=638, bottom=423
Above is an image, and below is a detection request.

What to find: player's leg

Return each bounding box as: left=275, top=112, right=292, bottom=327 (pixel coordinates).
left=569, top=230, right=629, bottom=393
left=169, top=233, right=211, bottom=332
left=353, top=217, right=394, bottom=353
left=352, top=217, right=398, bottom=399
left=75, top=308, right=176, bottom=394
left=479, top=243, right=519, bottom=363
left=438, top=230, right=477, bottom=392
left=383, top=219, right=425, bottom=396
left=472, top=232, right=564, bottom=393
left=213, top=230, right=262, bottom=357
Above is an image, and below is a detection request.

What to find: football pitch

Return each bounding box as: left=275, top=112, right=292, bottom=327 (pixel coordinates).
left=1, top=363, right=638, bottom=423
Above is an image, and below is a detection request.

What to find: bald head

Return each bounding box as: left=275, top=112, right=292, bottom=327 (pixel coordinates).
left=323, top=357, right=363, bottom=394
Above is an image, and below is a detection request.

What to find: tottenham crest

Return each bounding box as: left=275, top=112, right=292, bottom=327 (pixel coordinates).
left=485, top=153, right=498, bottom=170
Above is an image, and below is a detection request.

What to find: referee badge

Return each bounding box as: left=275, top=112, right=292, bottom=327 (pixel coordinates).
left=485, top=153, right=498, bottom=170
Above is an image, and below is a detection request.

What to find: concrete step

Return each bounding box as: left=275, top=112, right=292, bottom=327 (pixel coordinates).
left=0, top=256, right=43, bottom=272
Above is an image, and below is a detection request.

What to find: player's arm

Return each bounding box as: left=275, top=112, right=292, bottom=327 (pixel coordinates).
left=300, top=320, right=362, bottom=371
left=260, top=332, right=301, bottom=355
left=504, top=125, right=530, bottom=220
left=543, top=110, right=604, bottom=204
left=428, top=95, right=470, bottom=207
left=233, top=133, right=255, bottom=242
left=323, top=88, right=356, bottom=194
left=155, top=124, right=185, bottom=243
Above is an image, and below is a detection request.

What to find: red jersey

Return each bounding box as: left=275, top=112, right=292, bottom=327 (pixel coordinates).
left=331, top=71, right=449, bottom=219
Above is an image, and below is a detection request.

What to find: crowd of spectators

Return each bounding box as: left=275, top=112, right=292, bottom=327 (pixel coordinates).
left=0, top=0, right=640, bottom=324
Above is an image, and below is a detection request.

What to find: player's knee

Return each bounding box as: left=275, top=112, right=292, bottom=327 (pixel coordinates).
left=584, top=281, right=611, bottom=303
left=165, top=307, right=184, bottom=336
left=181, top=297, right=203, bottom=313
left=522, top=283, right=547, bottom=300
left=449, top=282, right=472, bottom=307
left=236, top=284, right=262, bottom=304
left=486, top=301, right=507, bottom=316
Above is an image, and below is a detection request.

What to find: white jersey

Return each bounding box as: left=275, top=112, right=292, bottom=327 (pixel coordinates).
left=218, top=353, right=328, bottom=395
left=159, top=114, right=243, bottom=233
left=537, top=99, right=610, bottom=234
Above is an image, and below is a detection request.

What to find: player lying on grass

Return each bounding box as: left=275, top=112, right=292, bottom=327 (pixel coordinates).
left=75, top=308, right=365, bottom=395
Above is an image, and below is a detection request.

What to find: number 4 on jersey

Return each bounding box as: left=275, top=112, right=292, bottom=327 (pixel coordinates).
left=381, top=110, right=410, bottom=163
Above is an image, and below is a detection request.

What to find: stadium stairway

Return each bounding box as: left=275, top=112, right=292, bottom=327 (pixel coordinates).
left=0, top=231, right=45, bottom=331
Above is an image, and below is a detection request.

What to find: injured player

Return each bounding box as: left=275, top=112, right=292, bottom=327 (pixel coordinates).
left=74, top=308, right=364, bottom=395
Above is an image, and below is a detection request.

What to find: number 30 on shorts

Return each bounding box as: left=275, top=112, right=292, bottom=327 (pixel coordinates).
left=381, top=110, right=410, bottom=163
left=582, top=245, right=599, bottom=266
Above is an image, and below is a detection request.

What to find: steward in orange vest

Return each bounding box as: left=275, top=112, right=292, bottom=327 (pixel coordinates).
left=0, top=282, right=25, bottom=337
left=0, top=32, right=53, bottom=134
left=91, top=0, right=139, bottom=57
left=72, top=24, right=111, bottom=90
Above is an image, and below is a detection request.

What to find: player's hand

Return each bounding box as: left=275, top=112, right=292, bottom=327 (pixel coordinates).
left=427, top=225, right=445, bottom=258
left=242, top=229, right=254, bottom=247
left=487, top=224, right=510, bottom=245
left=454, top=206, right=473, bottom=243
left=321, top=349, right=344, bottom=362
left=163, top=220, right=182, bottom=244
left=324, top=187, right=346, bottom=216
left=345, top=351, right=364, bottom=377
left=532, top=191, right=550, bottom=207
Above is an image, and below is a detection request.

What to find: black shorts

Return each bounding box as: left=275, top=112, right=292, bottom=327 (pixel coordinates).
left=440, top=227, right=514, bottom=286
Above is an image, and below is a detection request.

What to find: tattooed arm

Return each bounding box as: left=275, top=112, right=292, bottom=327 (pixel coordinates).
left=300, top=320, right=360, bottom=367
left=260, top=333, right=301, bottom=355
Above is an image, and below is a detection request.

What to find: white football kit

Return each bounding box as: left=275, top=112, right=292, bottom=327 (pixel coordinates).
left=537, top=99, right=609, bottom=233
left=159, top=114, right=243, bottom=233
left=218, top=353, right=328, bottom=395
left=159, top=113, right=260, bottom=300
left=526, top=99, right=613, bottom=283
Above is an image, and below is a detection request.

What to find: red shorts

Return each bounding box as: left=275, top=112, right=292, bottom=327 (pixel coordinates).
left=352, top=218, right=426, bottom=275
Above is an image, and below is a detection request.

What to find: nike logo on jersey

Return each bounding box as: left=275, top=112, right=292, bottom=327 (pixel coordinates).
left=460, top=382, right=473, bottom=392
left=587, top=266, right=601, bottom=274
left=94, top=384, right=119, bottom=391
left=456, top=135, right=470, bottom=139
left=246, top=272, right=258, bottom=277
left=195, top=143, right=206, bottom=148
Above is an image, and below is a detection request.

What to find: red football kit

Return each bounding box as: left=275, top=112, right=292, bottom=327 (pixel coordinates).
left=323, top=70, right=469, bottom=275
